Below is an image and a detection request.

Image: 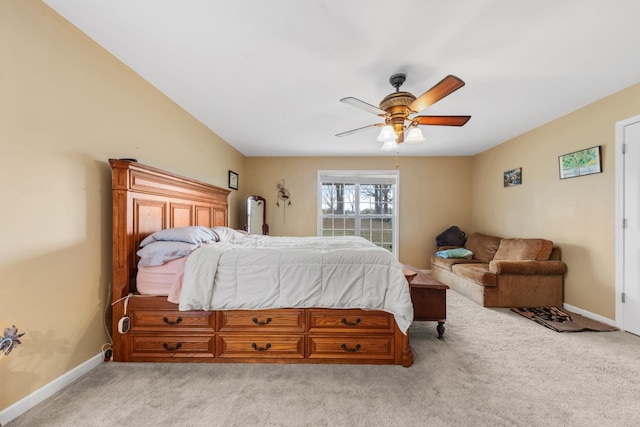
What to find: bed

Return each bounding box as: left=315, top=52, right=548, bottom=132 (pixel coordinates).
left=110, top=158, right=414, bottom=366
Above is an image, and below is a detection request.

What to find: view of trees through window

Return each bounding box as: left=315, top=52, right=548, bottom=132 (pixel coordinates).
left=320, top=180, right=395, bottom=252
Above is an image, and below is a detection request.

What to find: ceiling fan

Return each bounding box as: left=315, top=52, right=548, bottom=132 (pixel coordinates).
left=336, top=73, right=471, bottom=150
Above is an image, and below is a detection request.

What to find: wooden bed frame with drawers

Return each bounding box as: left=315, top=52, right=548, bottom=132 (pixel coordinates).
left=110, top=159, right=413, bottom=367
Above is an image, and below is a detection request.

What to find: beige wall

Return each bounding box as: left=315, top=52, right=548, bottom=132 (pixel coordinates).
left=0, top=0, right=244, bottom=411
left=472, top=82, right=640, bottom=319
left=244, top=156, right=473, bottom=268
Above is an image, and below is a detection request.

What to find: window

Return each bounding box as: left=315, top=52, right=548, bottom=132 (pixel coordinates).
left=318, top=170, right=399, bottom=256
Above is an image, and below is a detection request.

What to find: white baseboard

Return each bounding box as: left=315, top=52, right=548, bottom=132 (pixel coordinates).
left=0, top=353, right=103, bottom=426
left=563, top=303, right=617, bottom=327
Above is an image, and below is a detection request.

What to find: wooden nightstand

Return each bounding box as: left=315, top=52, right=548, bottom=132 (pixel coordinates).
left=403, top=266, right=449, bottom=339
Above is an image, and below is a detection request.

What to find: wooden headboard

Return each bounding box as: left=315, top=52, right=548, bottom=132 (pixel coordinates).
left=110, top=159, right=230, bottom=303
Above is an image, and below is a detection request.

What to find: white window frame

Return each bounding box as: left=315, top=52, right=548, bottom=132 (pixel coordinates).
left=317, top=170, right=399, bottom=258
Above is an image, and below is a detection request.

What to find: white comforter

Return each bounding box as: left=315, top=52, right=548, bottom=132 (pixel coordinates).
left=178, top=235, right=414, bottom=334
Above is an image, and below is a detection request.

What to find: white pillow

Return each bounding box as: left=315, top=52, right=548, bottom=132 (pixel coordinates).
left=211, top=226, right=247, bottom=241
left=137, top=241, right=198, bottom=267
left=139, top=226, right=218, bottom=247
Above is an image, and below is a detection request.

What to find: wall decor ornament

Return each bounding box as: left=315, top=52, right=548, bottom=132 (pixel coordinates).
left=503, top=167, right=522, bottom=187
left=559, top=146, right=602, bottom=179
left=276, top=180, right=292, bottom=223
left=228, top=170, right=238, bottom=190
left=1, top=325, right=25, bottom=359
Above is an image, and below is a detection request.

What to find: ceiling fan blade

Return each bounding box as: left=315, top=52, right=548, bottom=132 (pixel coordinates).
left=335, top=123, right=383, bottom=137
left=414, top=115, right=471, bottom=126
left=409, top=75, right=466, bottom=113
left=340, top=97, right=387, bottom=116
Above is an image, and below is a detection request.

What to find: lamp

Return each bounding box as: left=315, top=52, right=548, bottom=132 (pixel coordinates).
left=380, top=140, right=398, bottom=151
left=376, top=125, right=396, bottom=143
left=405, top=127, right=425, bottom=143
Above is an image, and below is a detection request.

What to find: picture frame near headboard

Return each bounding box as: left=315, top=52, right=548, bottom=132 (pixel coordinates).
left=559, top=145, right=602, bottom=179
left=229, top=170, right=239, bottom=190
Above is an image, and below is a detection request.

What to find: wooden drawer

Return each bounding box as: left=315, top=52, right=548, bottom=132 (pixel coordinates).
left=128, top=334, right=215, bottom=360
left=307, top=335, right=395, bottom=360
left=307, top=309, right=394, bottom=333
left=130, top=309, right=215, bottom=332
left=217, top=309, right=305, bottom=332
left=217, top=335, right=304, bottom=358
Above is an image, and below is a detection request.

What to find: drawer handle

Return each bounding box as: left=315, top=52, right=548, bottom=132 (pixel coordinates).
left=341, top=344, right=361, bottom=353
left=341, top=317, right=361, bottom=327
left=252, top=317, right=272, bottom=325
left=251, top=343, right=272, bottom=352
left=162, top=342, right=182, bottom=351
left=162, top=316, right=183, bottom=325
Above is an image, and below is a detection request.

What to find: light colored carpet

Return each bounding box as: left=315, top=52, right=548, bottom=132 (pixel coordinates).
left=9, top=290, right=640, bottom=427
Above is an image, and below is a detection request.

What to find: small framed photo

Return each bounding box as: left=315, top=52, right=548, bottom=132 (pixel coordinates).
left=559, top=146, right=602, bottom=179
left=503, top=167, right=522, bottom=187
left=228, top=170, right=238, bottom=190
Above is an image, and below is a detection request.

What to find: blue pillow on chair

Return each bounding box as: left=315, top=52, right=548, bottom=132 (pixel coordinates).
left=435, top=248, right=474, bottom=259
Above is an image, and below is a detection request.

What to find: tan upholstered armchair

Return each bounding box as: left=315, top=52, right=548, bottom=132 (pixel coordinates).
left=431, top=233, right=566, bottom=307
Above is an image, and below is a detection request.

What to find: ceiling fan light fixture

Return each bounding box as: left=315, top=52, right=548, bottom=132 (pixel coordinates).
left=376, top=125, right=396, bottom=143
left=337, top=74, right=470, bottom=151
left=380, top=140, right=398, bottom=151
left=405, top=127, right=425, bottom=143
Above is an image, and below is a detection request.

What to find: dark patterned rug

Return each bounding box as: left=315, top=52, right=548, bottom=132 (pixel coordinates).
left=511, top=307, right=619, bottom=332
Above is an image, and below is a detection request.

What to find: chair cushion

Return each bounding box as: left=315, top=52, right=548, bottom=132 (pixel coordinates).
left=464, top=232, right=502, bottom=262
left=431, top=256, right=484, bottom=272
left=452, top=263, right=497, bottom=287
left=493, top=238, right=554, bottom=261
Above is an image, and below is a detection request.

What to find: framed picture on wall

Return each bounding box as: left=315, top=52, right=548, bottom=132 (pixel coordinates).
left=559, top=146, right=602, bottom=179
left=503, top=167, right=522, bottom=187
left=228, top=170, right=238, bottom=190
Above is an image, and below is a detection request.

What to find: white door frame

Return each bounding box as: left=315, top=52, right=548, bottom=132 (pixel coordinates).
left=615, top=114, right=640, bottom=330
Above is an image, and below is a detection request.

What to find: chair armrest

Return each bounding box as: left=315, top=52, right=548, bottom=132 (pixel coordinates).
left=489, top=260, right=567, bottom=275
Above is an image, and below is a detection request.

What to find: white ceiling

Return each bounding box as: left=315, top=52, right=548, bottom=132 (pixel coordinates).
left=44, top=0, right=640, bottom=157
